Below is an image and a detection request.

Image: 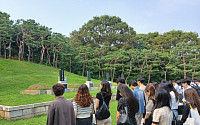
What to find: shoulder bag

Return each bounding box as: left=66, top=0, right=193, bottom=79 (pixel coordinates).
left=117, top=98, right=131, bottom=125
left=95, top=93, right=110, bottom=120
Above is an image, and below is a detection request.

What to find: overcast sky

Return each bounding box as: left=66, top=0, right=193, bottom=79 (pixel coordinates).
left=1, top=0, right=200, bottom=37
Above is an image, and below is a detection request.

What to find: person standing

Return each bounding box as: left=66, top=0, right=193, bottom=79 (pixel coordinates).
left=179, top=88, right=200, bottom=125
left=73, top=84, right=94, bottom=125
left=143, top=84, right=156, bottom=125
left=116, top=84, right=139, bottom=125
left=116, top=78, right=125, bottom=101
left=152, top=89, right=173, bottom=125
left=95, top=80, right=112, bottom=125
left=129, top=80, right=145, bottom=125
left=137, top=77, right=146, bottom=91
left=47, top=83, right=75, bottom=125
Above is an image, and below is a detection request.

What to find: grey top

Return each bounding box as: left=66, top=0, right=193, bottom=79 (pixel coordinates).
left=146, top=99, right=154, bottom=114
left=46, top=97, right=76, bottom=125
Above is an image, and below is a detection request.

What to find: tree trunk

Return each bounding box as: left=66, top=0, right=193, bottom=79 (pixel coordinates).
left=32, top=49, right=34, bottom=62
left=69, top=56, right=71, bottom=73
left=18, top=41, right=23, bottom=61
left=4, top=41, right=6, bottom=59
left=192, top=54, right=197, bottom=80
left=82, top=59, right=85, bottom=76
left=98, top=59, right=101, bottom=80
left=165, top=71, right=167, bottom=81
left=28, top=46, right=31, bottom=62
left=148, top=71, right=151, bottom=84
left=112, top=66, right=116, bottom=82
left=125, top=60, right=133, bottom=84
left=21, top=40, right=25, bottom=59
left=46, top=48, right=50, bottom=64
left=53, top=52, right=56, bottom=67
left=55, top=53, right=58, bottom=68
left=183, top=52, right=186, bottom=78
left=40, top=44, right=45, bottom=64
left=0, top=42, right=2, bottom=56
left=9, top=42, right=11, bottom=58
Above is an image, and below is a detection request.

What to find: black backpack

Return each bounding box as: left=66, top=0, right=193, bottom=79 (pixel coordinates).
left=190, top=83, right=200, bottom=97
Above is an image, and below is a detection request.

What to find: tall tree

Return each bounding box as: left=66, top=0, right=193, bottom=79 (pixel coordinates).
left=70, top=15, right=136, bottom=48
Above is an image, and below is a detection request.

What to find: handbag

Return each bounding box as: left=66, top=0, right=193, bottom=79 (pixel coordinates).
left=95, top=93, right=110, bottom=120
left=117, top=98, right=131, bottom=125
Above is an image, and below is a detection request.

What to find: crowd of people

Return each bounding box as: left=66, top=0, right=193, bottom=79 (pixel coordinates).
left=46, top=77, right=200, bottom=125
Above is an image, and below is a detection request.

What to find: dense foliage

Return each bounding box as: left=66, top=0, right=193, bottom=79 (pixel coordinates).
left=1, top=11, right=200, bottom=83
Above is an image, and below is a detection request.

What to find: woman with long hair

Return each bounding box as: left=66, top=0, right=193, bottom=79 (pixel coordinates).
left=167, top=82, right=179, bottom=119
left=116, top=84, right=139, bottom=125
left=143, top=84, right=156, bottom=125
left=73, top=84, right=94, bottom=125
left=152, top=89, right=173, bottom=125
left=95, top=80, right=112, bottom=125
left=179, top=88, right=200, bottom=124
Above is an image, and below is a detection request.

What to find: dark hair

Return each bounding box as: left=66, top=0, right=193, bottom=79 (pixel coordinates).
left=152, top=82, right=159, bottom=90
left=137, top=77, right=145, bottom=83
left=181, top=78, right=191, bottom=85
left=74, top=84, right=94, bottom=107
left=166, top=82, right=179, bottom=101
left=129, top=80, right=138, bottom=87
left=145, top=84, right=155, bottom=99
left=176, top=80, right=181, bottom=86
left=118, top=84, right=139, bottom=116
left=154, top=89, right=171, bottom=109
left=161, top=79, right=167, bottom=84
left=184, top=88, right=200, bottom=112
left=101, top=80, right=112, bottom=97
left=116, top=78, right=125, bottom=84
left=53, top=83, right=65, bottom=96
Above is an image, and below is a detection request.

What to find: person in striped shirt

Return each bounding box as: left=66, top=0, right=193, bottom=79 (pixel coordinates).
left=73, top=84, right=94, bottom=125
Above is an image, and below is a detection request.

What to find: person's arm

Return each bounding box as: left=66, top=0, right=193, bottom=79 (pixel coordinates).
left=116, top=111, right=120, bottom=124
left=180, top=103, right=190, bottom=123
left=95, top=98, right=99, bottom=112
left=46, top=103, right=55, bottom=125
left=108, top=100, right=111, bottom=109
left=152, top=109, right=160, bottom=125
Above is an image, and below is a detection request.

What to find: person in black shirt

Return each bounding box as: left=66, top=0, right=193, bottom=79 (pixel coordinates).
left=116, top=78, right=125, bottom=101
left=95, top=80, right=112, bottom=125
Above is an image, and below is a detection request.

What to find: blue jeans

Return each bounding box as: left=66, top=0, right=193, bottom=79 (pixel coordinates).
left=172, top=109, right=178, bottom=120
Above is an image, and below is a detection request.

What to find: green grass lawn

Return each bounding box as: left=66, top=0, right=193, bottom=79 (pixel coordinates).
left=0, top=58, right=118, bottom=124
left=0, top=58, right=117, bottom=106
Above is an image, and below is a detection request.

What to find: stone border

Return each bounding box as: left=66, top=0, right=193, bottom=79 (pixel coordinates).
left=0, top=93, right=116, bottom=120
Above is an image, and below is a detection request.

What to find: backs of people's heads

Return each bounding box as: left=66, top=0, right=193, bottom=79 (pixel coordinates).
left=176, top=80, right=181, bottom=86
left=77, top=84, right=89, bottom=94
left=53, top=83, right=65, bottom=96
left=101, top=80, right=112, bottom=97
left=137, top=77, right=145, bottom=84
left=154, top=89, right=171, bottom=109
left=181, top=78, right=191, bottom=85
left=166, top=82, right=174, bottom=91
left=74, top=84, right=93, bottom=107
left=129, top=80, right=138, bottom=87
left=152, top=82, right=159, bottom=90
left=118, top=84, right=139, bottom=115
left=161, top=79, right=167, bottom=84
left=145, top=84, right=155, bottom=98
left=116, top=78, right=125, bottom=84
left=184, top=88, right=200, bottom=111
left=158, top=83, right=166, bottom=90
left=196, top=79, right=200, bottom=83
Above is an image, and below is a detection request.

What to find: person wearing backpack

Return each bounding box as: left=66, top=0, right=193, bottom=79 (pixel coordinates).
left=116, top=84, right=139, bottom=125
left=190, top=80, right=200, bottom=97
left=95, top=80, right=112, bottom=125
left=178, top=88, right=200, bottom=125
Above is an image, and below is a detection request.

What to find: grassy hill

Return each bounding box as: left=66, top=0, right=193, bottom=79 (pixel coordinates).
left=0, top=58, right=116, bottom=106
